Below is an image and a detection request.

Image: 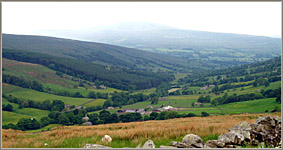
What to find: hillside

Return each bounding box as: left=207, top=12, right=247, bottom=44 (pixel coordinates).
left=34, top=22, right=282, bottom=66
left=2, top=49, right=174, bottom=90
left=2, top=33, right=196, bottom=72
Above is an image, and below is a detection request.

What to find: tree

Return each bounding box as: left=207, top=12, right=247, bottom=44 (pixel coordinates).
left=3, top=104, right=13, bottom=111
left=186, top=113, right=197, bottom=117
left=149, top=112, right=158, bottom=120
left=58, top=114, right=71, bottom=125
left=191, top=103, right=195, bottom=107
left=109, top=113, right=119, bottom=123
left=164, top=111, right=178, bottom=119
left=51, top=100, right=65, bottom=112
left=40, top=100, right=51, bottom=110
left=88, top=92, right=97, bottom=98
left=17, top=118, right=41, bottom=131
left=2, top=123, right=19, bottom=130
left=40, top=117, right=51, bottom=127
left=99, top=110, right=111, bottom=124
left=89, top=114, right=99, bottom=125
left=151, top=96, right=159, bottom=104
left=201, top=111, right=209, bottom=117
left=103, top=100, right=113, bottom=109
left=157, top=111, right=168, bottom=120
left=143, top=115, right=150, bottom=121
left=73, top=92, right=83, bottom=98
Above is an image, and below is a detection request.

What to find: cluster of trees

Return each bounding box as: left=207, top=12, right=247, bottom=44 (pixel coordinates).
left=3, top=108, right=88, bottom=131
left=197, top=95, right=211, bottom=103
left=103, top=92, right=148, bottom=108
left=3, top=94, right=65, bottom=112
left=3, top=74, right=44, bottom=92
left=3, top=49, right=174, bottom=90
left=3, top=107, right=210, bottom=131
left=211, top=88, right=281, bottom=106
left=261, top=88, right=281, bottom=100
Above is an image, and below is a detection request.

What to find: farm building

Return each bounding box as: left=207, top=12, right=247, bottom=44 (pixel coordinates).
left=65, top=104, right=70, bottom=108
left=163, top=106, right=173, bottom=110
left=107, top=107, right=114, bottom=110
left=194, top=102, right=202, bottom=106
left=99, top=85, right=107, bottom=89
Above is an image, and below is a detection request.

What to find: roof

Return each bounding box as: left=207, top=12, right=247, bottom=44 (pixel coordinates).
left=163, top=106, right=173, bottom=110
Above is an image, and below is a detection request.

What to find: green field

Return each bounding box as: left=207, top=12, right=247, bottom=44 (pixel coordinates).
left=219, top=98, right=280, bottom=114
left=2, top=98, right=50, bottom=125
left=83, top=99, right=106, bottom=107
left=3, top=84, right=93, bottom=106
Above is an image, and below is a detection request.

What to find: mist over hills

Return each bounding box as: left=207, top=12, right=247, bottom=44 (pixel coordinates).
left=30, top=22, right=281, bottom=66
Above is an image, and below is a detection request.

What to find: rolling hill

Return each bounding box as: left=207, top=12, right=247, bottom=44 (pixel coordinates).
left=2, top=33, right=195, bottom=72
left=32, top=22, right=282, bottom=66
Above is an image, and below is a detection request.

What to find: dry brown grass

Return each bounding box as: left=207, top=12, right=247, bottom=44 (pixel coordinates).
left=2, top=113, right=281, bottom=148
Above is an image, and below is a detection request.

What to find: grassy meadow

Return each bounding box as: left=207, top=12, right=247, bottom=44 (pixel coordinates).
left=2, top=113, right=280, bottom=148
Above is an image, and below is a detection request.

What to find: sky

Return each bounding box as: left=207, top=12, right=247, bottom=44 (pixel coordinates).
left=2, top=2, right=282, bottom=37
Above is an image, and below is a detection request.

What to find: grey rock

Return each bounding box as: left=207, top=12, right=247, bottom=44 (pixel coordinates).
left=170, top=141, right=190, bottom=148
left=205, top=140, right=225, bottom=148
left=218, top=131, right=245, bottom=145
left=83, top=144, right=111, bottom=148
left=142, top=140, right=155, bottom=148
left=182, top=134, right=204, bottom=148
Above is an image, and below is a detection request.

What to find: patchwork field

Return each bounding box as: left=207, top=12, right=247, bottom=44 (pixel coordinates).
left=2, top=113, right=280, bottom=148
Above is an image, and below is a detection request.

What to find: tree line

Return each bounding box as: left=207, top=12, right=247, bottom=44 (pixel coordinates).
left=3, top=108, right=210, bottom=131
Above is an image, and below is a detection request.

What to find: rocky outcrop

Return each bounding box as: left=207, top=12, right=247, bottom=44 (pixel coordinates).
left=142, top=140, right=156, bottom=148
left=204, top=115, right=281, bottom=148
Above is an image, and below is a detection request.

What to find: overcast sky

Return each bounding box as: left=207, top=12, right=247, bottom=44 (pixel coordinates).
left=2, top=2, right=282, bottom=37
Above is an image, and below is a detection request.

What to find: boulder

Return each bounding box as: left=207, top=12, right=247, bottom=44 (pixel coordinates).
left=204, top=140, right=225, bottom=148
left=83, top=144, right=111, bottom=148
left=101, top=135, right=112, bottom=143
left=170, top=141, right=190, bottom=148
left=182, top=134, right=204, bottom=148
left=142, top=140, right=155, bottom=148
left=218, top=130, right=245, bottom=145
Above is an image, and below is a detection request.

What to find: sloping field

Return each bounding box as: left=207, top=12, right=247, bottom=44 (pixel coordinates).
left=2, top=113, right=280, bottom=148
left=3, top=84, right=92, bottom=106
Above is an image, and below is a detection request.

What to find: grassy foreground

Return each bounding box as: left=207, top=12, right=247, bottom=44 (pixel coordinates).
left=2, top=113, right=280, bottom=148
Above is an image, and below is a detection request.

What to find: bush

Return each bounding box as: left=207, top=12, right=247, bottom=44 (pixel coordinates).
left=201, top=111, right=209, bottom=117
left=2, top=123, right=19, bottom=130
left=17, top=118, right=41, bottom=131
left=186, top=113, right=197, bottom=117
left=2, top=104, right=13, bottom=111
